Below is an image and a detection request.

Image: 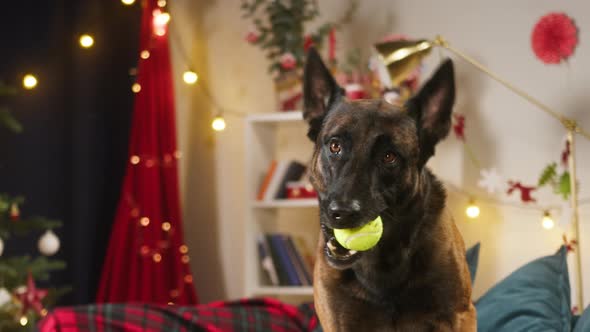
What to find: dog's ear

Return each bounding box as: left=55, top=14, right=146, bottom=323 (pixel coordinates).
left=408, top=58, right=455, bottom=167
left=303, top=48, right=344, bottom=141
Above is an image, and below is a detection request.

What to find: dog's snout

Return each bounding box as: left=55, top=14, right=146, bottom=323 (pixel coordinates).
left=328, top=200, right=361, bottom=222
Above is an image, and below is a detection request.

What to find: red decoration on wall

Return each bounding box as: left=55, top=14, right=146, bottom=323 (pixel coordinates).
left=561, top=140, right=571, bottom=167
left=531, top=12, right=578, bottom=64
left=97, top=0, right=197, bottom=305
left=506, top=181, right=537, bottom=203
left=452, top=114, right=466, bottom=141
left=563, top=234, right=577, bottom=253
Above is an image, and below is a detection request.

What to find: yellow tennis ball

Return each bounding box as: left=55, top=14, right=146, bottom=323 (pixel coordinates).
left=334, top=216, right=383, bottom=251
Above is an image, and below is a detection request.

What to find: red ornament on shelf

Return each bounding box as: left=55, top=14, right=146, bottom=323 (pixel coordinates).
left=531, top=12, right=578, bottom=64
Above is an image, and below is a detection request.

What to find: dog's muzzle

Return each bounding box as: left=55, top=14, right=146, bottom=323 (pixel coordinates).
left=322, top=223, right=362, bottom=269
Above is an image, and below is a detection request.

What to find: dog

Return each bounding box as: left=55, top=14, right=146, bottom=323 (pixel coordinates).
left=303, top=49, right=476, bottom=331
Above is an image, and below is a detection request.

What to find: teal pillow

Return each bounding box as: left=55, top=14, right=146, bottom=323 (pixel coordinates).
left=475, top=246, right=571, bottom=332
left=465, top=242, right=480, bottom=284
left=573, top=305, right=590, bottom=332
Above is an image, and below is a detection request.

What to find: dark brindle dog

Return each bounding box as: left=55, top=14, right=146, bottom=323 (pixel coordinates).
left=303, top=49, right=476, bottom=331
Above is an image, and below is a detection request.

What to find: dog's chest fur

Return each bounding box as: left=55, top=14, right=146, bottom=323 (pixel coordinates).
left=313, top=181, right=472, bottom=331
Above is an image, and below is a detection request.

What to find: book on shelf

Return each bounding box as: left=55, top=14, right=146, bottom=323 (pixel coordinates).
left=257, top=160, right=306, bottom=201
left=269, top=234, right=301, bottom=286
left=284, top=235, right=313, bottom=285
left=257, top=235, right=279, bottom=286
left=261, top=161, right=289, bottom=201
left=256, top=160, right=277, bottom=201
left=259, top=233, right=314, bottom=287
left=264, top=234, right=291, bottom=286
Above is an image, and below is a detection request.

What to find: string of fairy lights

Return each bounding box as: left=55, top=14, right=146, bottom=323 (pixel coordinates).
left=20, top=0, right=228, bottom=132
left=445, top=180, right=590, bottom=231
left=136, top=0, right=587, bottom=233
left=16, top=0, right=583, bottom=264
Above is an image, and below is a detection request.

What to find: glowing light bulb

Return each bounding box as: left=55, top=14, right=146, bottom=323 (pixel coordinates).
left=157, top=0, right=167, bottom=7
left=140, top=217, right=150, bottom=227
left=183, top=70, right=198, bottom=84
left=20, top=316, right=28, bottom=326
left=79, top=34, right=94, bottom=48
left=23, top=74, right=38, bottom=90
left=121, top=0, right=135, bottom=5
left=542, top=211, right=554, bottom=230
left=140, top=50, right=150, bottom=59
left=465, top=200, right=480, bottom=219
left=132, top=83, right=141, bottom=93
left=152, top=9, right=170, bottom=36
left=212, top=116, right=226, bottom=131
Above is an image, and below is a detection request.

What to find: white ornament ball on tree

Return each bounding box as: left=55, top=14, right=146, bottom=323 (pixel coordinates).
left=38, top=230, right=60, bottom=256
left=0, top=288, right=11, bottom=307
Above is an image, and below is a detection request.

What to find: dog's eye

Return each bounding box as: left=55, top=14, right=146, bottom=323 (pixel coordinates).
left=382, top=151, right=396, bottom=164
left=329, top=140, right=342, bottom=154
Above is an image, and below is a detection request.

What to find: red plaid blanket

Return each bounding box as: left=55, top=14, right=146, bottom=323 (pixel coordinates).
left=38, top=298, right=321, bottom=332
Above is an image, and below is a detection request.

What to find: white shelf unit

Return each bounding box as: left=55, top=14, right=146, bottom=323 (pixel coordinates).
left=244, top=111, right=318, bottom=298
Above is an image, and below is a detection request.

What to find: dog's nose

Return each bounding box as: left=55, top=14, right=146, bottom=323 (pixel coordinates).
left=328, top=200, right=361, bottom=222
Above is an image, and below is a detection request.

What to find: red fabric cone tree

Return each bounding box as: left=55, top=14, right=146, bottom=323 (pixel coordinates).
left=97, top=0, right=197, bottom=305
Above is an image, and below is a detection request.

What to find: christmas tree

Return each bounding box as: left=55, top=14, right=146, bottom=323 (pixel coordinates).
left=0, top=82, right=67, bottom=331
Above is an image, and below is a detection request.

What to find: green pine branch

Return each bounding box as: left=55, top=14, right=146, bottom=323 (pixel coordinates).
left=0, top=256, right=66, bottom=290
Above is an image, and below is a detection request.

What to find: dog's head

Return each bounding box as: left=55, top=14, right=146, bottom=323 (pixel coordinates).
left=303, top=49, right=455, bottom=269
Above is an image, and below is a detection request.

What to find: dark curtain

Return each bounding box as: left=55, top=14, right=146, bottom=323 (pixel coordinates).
left=0, top=0, right=141, bottom=304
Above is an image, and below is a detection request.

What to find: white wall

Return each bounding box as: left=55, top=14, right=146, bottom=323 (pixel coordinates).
left=170, top=0, right=590, bottom=307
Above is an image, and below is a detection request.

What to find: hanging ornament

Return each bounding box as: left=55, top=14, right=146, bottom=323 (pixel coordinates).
left=0, top=287, right=11, bottom=307
left=531, top=12, right=578, bottom=64
left=0, top=237, right=3, bottom=256
left=452, top=114, right=466, bottom=141
left=506, top=181, right=537, bottom=203
left=10, top=202, right=20, bottom=221
left=15, top=272, right=48, bottom=315
left=38, top=230, right=60, bottom=256
left=477, top=168, right=504, bottom=194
